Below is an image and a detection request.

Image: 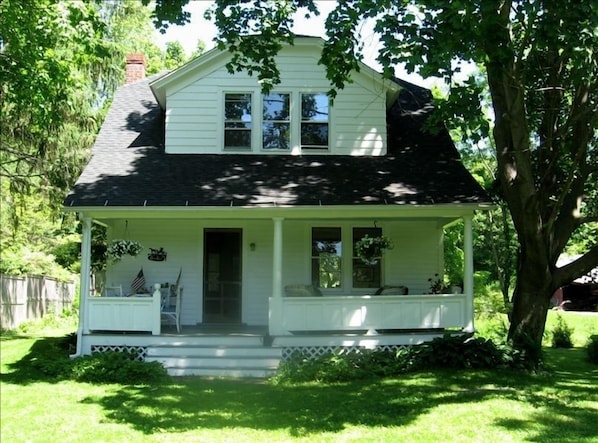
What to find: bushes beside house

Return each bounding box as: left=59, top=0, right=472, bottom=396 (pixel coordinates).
left=272, top=334, right=529, bottom=384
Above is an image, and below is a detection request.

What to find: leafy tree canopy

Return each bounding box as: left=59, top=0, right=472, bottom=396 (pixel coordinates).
left=152, top=0, right=597, bottom=359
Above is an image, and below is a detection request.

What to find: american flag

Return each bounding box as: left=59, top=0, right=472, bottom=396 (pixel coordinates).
left=131, top=268, right=145, bottom=293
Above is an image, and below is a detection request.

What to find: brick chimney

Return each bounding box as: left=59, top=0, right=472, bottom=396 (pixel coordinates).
left=125, top=54, right=146, bottom=84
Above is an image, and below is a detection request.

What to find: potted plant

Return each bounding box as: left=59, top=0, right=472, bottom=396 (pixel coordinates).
left=428, top=274, right=448, bottom=294
left=106, top=239, right=143, bottom=263
left=355, top=235, right=393, bottom=265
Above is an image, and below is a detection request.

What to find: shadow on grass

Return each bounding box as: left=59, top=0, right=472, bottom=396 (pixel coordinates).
left=3, top=334, right=597, bottom=440
left=1, top=335, right=73, bottom=383
left=81, top=350, right=598, bottom=439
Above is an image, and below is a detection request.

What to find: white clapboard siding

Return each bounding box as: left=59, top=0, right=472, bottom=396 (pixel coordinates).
left=162, top=43, right=389, bottom=156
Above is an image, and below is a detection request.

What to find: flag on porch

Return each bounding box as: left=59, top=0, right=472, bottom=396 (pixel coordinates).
left=131, top=268, right=145, bottom=293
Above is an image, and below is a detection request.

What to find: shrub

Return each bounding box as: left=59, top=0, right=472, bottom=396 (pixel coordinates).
left=551, top=314, right=574, bottom=348
left=586, top=335, right=598, bottom=364
left=272, top=334, right=523, bottom=383
left=70, top=351, right=167, bottom=384
left=28, top=334, right=167, bottom=383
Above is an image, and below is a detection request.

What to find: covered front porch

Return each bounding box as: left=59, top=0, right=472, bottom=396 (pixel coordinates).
left=73, top=206, right=477, bottom=368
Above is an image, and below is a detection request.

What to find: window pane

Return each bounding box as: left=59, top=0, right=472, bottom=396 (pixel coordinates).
left=263, top=93, right=290, bottom=120
left=301, top=123, right=328, bottom=146
left=225, top=94, right=252, bottom=122
left=353, top=259, right=381, bottom=288
left=353, top=228, right=382, bottom=256
left=262, top=122, right=290, bottom=150
left=312, top=227, right=342, bottom=288
left=302, top=93, right=328, bottom=121
left=224, top=129, right=251, bottom=149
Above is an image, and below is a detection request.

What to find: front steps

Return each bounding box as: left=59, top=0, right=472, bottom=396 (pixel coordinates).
left=145, top=335, right=282, bottom=377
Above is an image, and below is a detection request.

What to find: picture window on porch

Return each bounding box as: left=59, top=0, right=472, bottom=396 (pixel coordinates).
left=224, top=93, right=252, bottom=151
left=311, top=227, right=342, bottom=288
left=352, top=227, right=382, bottom=288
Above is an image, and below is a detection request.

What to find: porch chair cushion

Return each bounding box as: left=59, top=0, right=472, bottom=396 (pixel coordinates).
left=375, top=285, right=408, bottom=295
left=284, top=284, right=323, bottom=297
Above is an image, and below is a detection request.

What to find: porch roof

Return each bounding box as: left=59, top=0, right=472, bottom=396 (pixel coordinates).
left=64, top=75, right=489, bottom=209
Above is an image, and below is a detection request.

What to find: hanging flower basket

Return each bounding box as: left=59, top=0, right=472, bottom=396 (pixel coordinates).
left=355, top=235, right=393, bottom=265
left=106, top=239, right=143, bottom=263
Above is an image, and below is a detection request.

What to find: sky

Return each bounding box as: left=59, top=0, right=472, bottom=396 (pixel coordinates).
left=153, top=0, right=434, bottom=88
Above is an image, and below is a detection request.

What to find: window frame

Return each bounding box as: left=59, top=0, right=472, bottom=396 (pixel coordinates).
left=262, top=92, right=292, bottom=151
left=300, top=92, right=329, bottom=151
left=220, top=90, right=331, bottom=153
left=310, top=225, right=385, bottom=292
left=223, top=91, right=254, bottom=152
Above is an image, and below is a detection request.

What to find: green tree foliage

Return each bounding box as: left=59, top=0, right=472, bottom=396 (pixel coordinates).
left=154, top=0, right=598, bottom=361
left=0, top=0, right=120, bottom=208
left=164, top=41, right=187, bottom=69
left=0, top=0, right=181, bottom=278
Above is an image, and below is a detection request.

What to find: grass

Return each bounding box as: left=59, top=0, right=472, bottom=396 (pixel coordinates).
left=1, top=313, right=597, bottom=442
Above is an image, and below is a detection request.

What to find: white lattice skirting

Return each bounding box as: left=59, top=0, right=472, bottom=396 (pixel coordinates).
left=281, top=344, right=409, bottom=361
left=90, top=345, right=148, bottom=361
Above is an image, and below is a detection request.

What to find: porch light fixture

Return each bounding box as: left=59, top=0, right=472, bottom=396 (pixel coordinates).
left=250, top=242, right=256, bottom=251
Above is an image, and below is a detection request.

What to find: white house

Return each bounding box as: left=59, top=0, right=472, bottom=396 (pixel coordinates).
left=64, top=37, right=490, bottom=376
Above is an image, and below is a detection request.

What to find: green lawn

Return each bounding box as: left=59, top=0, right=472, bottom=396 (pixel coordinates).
left=2, top=313, right=597, bottom=443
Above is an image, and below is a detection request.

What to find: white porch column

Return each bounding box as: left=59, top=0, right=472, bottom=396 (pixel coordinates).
left=463, top=214, right=474, bottom=332
left=77, top=216, right=92, bottom=347
left=272, top=217, right=284, bottom=298
left=269, top=217, right=285, bottom=335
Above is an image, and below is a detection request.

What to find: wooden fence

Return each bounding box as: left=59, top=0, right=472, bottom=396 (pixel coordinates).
left=0, top=274, right=76, bottom=330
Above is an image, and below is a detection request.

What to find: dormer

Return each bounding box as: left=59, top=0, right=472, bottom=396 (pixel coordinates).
left=150, top=36, right=400, bottom=156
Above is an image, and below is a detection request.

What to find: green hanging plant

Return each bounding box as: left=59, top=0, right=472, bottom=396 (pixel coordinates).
left=355, top=235, right=393, bottom=265
left=106, top=239, right=143, bottom=263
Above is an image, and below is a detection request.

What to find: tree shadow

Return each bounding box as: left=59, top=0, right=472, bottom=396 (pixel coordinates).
left=81, top=356, right=598, bottom=439
left=3, top=334, right=596, bottom=439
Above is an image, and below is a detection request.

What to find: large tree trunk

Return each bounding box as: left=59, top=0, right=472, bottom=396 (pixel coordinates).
left=507, top=249, right=554, bottom=363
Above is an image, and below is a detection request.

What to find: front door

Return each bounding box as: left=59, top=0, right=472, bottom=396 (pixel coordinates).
left=203, top=229, right=242, bottom=324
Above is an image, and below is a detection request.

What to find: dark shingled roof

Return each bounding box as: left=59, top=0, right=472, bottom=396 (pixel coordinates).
left=64, top=74, right=489, bottom=208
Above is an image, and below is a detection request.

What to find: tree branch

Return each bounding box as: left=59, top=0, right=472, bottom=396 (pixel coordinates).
left=553, top=244, right=598, bottom=288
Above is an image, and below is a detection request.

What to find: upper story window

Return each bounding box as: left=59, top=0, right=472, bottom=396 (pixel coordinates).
left=222, top=91, right=329, bottom=152
left=301, top=93, right=329, bottom=151
left=263, top=93, right=290, bottom=150
left=224, top=93, right=252, bottom=151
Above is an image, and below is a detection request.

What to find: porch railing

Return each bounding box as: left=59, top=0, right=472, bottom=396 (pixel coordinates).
left=269, top=293, right=466, bottom=336
left=87, top=291, right=161, bottom=335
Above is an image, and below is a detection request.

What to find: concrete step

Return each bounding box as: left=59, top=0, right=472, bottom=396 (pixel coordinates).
left=145, top=343, right=282, bottom=377
left=166, top=367, right=277, bottom=378
left=146, top=345, right=281, bottom=358
left=152, top=335, right=265, bottom=347
left=146, top=355, right=281, bottom=369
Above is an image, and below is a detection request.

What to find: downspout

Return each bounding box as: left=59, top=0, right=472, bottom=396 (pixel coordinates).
left=463, top=214, right=475, bottom=333
left=70, top=215, right=92, bottom=358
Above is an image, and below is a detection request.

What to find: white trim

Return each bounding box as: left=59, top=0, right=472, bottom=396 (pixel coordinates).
left=65, top=204, right=490, bottom=220
left=463, top=215, right=474, bottom=333
left=272, top=217, right=284, bottom=298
